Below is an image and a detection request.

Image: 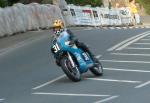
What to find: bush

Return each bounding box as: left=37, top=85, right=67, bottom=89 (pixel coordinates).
left=137, top=0, right=150, bottom=15
left=66, top=0, right=102, bottom=7
left=0, top=0, right=8, bottom=7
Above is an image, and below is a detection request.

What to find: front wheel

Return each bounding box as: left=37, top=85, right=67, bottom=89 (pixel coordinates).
left=60, top=57, right=81, bottom=82
left=90, top=60, right=103, bottom=76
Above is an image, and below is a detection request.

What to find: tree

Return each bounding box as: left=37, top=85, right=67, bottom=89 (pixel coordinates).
left=7, top=0, right=20, bottom=6
left=65, top=0, right=102, bottom=7
left=137, top=0, right=150, bottom=15
left=0, top=0, right=8, bottom=7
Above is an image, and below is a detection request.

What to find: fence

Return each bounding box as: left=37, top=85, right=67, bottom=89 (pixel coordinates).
left=63, top=5, right=133, bottom=26
left=0, top=3, right=135, bottom=37
left=0, top=3, right=63, bottom=37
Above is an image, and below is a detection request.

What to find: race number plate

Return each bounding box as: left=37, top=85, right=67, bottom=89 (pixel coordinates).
left=82, top=52, right=90, bottom=61
left=52, top=43, right=60, bottom=53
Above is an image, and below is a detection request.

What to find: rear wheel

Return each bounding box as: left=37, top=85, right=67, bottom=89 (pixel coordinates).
left=60, top=57, right=81, bottom=82
left=90, top=59, right=103, bottom=76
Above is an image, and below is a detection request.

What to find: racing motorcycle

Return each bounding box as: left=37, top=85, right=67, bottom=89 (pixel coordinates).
left=51, top=30, right=103, bottom=82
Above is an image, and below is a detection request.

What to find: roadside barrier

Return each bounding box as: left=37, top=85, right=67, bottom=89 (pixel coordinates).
left=0, top=3, right=63, bottom=37
left=63, top=5, right=133, bottom=27
left=0, top=3, right=136, bottom=37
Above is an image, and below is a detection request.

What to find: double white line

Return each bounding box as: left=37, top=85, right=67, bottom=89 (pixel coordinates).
left=0, top=98, right=5, bottom=102
left=107, top=31, right=150, bottom=51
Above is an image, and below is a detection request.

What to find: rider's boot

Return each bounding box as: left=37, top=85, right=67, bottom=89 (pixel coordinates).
left=86, top=51, right=99, bottom=65
left=56, top=59, right=61, bottom=66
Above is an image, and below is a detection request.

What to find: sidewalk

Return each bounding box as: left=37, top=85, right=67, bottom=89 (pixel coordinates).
left=141, top=16, right=150, bottom=26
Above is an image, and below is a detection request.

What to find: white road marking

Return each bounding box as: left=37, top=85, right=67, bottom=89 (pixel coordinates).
left=135, top=26, right=139, bottom=29
left=96, top=55, right=102, bottom=59
left=126, top=47, right=150, bottom=50
left=140, top=26, right=144, bottom=28
left=111, top=52, right=150, bottom=57
left=110, top=27, right=115, bottom=29
left=147, top=35, right=150, bottom=38
left=94, top=96, right=119, bottom=103
left=32, top=75, right=65, bottom=90
left=0, top=35, right=47, bottom=56
left=87, top=78, right=141, bottom=83
left=123, top=27, right=128, bottom=29
left=129, top=27, right=134, bottom=29
left=32, top=92, right=110, bottom=97
left=101, top=59, right=150, bottom=64
left=0, top=98, right=4, bottom=102
left=103, top=27, right=108, bottom=29
left=140, top=39, right=150, bottom=41
left=135, top=81, right=150, bottom=88
left=107, top=31, right=150, bottom=51
left=145, top=26, right=150, bottom=28
left=84, top=27, right=93, bottom=30
left=116, top=27, right=121, bottom=29
left=134, top=43, right=150, bottom=45
left=116, top=32, right=150, bottom=50
left=104, top=67, right=150, bottom=73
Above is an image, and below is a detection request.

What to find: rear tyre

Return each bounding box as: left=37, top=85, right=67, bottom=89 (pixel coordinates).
left=90, top=59, right=103, bottom=76
left=60, top=57, right=81, bottom=82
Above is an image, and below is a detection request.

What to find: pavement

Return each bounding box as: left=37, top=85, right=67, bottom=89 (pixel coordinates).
left=141, top=16, right=150, bottom=26
left=0, top=26, right=150, bottom=103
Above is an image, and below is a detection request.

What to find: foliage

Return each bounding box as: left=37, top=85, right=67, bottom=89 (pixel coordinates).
left=136, top=0, right=150, bottom=15
left=66, top=0, right=102, bottom=7
left=0, top=0, right=8, bottom=7
left=7, top=0, right=20, bottom=6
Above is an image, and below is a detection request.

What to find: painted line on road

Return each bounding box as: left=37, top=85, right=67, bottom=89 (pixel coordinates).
left=107, top=31, right=150, bottom=51
left=134, top=43, right=150, bottom=45
left=116, top=27, right=121, bottom=29
left=32, top=92, right=110, bottom=97
left=140, top=39, right=150, bottom=41
left=0, top=35, right=47, bottom=56
left=146, top=35, right=150, bottom=38
left=96, top=55, right=102, bottom=59
left=135, top=81, right=150, bottom=88
left=101, top=59, right=150, bottom=64
left=116, top=32, right=150, bottom=51
left=104, top=67, right=150, bottom=73
left=32, top=75, right=65, bottom=90
left=87, top=78, right=141, bottom=83
left=145, top=26, right=150, bottom=28
left=109, top=27, right=115, bottom=29
left=75, top=27, right=93, bottom=32
left=111, top=52, right=150, bottom=57
left=94, top=96, right=119, bottom=103
left=0, top=98, right=5, bottom=102
left=126, top=47, right=150, bottom=50
left=129, top=27, right=134, bottom=29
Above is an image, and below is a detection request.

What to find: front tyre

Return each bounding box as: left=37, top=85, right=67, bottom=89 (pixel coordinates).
left=60, top=57, right=81, bottom=82
left=90, top=60, right=103, bottom=76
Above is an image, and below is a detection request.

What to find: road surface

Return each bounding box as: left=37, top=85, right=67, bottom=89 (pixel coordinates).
left=0, top=27, right=150, bottom=103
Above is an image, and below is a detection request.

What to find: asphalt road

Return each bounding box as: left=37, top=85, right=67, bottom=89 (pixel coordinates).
left=0, top=27, right=150, bottom=103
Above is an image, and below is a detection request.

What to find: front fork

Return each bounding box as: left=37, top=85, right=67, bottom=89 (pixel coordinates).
left=67, top=52, right=75, bottom=68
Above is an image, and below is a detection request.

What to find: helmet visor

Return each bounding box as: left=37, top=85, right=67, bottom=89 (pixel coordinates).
left=53, top=26, right=61, bottom=31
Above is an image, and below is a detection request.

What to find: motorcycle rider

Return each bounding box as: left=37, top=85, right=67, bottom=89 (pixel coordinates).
left=51, top=19, right=97, bottom=66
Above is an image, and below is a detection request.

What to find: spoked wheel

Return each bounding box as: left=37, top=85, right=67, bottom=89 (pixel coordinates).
left=90, top=59, right=103, bottom=76
left=60, top=57, right=81, bottom=82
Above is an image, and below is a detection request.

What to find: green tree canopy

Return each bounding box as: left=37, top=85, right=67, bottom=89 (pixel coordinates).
left=0, top=0, right=8, bottom=7
left=66, top=0, right=102, bottom=7
left=137, top=0, right=150, bottom=15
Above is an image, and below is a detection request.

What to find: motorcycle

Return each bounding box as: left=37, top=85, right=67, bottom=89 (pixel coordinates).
left=51, top=30, right=103, bottom=82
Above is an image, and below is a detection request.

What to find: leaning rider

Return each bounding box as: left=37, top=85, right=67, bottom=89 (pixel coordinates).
left=51, top=19, right=96, bottom=66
